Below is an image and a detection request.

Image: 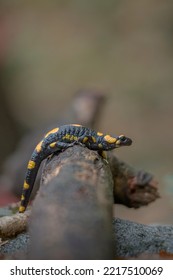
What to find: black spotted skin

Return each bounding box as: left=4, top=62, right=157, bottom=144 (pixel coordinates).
left=19, top=124, right=132, bottom=213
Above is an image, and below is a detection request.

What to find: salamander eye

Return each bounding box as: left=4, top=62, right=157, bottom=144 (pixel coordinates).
left=119, top=135, right=126, bottom=142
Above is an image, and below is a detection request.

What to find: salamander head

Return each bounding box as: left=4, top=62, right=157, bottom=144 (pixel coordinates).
left=116, top=134, right=132, bottom=147
left=102, top=134, right=132, bottom=150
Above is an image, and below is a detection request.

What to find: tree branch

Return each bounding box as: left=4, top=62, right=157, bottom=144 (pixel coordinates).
left=108, top=153, right=159, bottom=208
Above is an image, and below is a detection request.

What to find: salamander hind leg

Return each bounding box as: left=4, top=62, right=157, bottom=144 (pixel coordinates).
left=98, top=150, right=107, bottom=159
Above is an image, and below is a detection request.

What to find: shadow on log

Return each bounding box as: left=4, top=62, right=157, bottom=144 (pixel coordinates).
left=28, top=145, right=114, bottom=259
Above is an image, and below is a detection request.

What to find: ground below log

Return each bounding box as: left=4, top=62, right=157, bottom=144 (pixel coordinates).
left=114, top=218, right=173, bottom=258
left=0, top=218, right=173, bottom=259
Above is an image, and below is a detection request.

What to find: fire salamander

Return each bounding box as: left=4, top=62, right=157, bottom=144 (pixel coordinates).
left=19, top=124, right=132, bottom=213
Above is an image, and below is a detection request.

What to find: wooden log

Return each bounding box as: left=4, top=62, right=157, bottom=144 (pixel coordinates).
left=0, top=210, right=30, bottom=238
left=0, top=155, right=159, bottom=241
left=28, top=145, right=114, bottom=259
left=108, top=154, right=159, bottom=208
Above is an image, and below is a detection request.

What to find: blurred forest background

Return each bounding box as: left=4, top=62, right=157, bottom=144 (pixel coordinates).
left=0, top=0, right=173, bottom=225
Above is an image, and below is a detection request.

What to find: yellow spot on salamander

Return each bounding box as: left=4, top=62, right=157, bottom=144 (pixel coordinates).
left=62, top=134, right=70, bottom=140
left=27, top=160, right=36, bottom=169
left=98, top=143, right=103, bottom=149
left=45, top=127, right=59, bottom=138
left=62, top=134, right=78, bottom=141
left=69, top=135, right=77, bottom=141
left=104, top=135, right=117, bottom=144
left=71, top=124, right=82, bottom=127
left=101, top=151, right=107, bottom=159
left=24, top=181, right=30, bottom=189
left=19, top=206, right=25, bottom=213
left=49, top=142, right=57, bottom=148
left=21, top=194, right=25, bottom=201
left=92, top=136, right=96, bottom=143
left=116, top=140, right=121, bottom=145
left=97, top=132, right=103, bottom=136
left=35, top=140, right=43, bottom=153
left=82, top=137, right=88, bottom=143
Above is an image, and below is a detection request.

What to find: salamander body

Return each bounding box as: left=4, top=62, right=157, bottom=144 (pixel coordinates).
left=19, top=124, right=132, bottom=213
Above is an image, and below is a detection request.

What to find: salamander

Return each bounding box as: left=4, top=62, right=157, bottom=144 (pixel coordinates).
left=19, top=124, right=132, bottom=213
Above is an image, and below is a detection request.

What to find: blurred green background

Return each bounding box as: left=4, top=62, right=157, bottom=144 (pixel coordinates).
left=0, top=0, right=173, bottom=224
